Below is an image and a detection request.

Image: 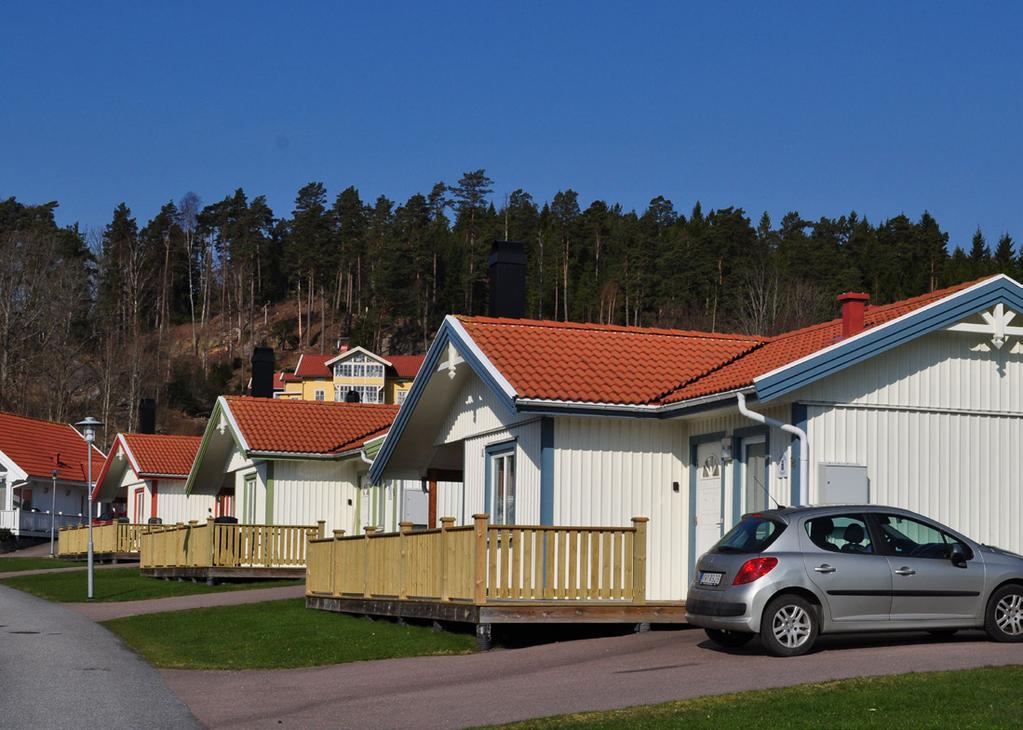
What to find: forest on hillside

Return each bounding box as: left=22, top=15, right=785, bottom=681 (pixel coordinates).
left=1, top=170, right=1018, bottom=441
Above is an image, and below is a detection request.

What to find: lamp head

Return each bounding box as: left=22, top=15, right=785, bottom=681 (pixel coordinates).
left=75, top=416, right=103, bottom=443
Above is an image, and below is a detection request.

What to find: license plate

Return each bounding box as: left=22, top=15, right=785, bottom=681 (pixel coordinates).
left=699, top=571, right=723, bottom=586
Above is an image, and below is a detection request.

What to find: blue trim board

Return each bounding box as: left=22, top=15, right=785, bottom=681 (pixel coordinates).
left=790, top=403, right=807, bottom=506
left=731, top=425, right=769, bottom=522
left=757, top=278, right=1023, bottom=402
left=539, top=418, right=555, bottom=525
left=688, top=431, right=726, bottom=581
left=482, top=440, right=516, bottom=514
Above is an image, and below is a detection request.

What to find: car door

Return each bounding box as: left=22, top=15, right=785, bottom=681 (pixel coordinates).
left=871, top=513, right=986, bottom=622
left=801, top=513, right=892, bottom=623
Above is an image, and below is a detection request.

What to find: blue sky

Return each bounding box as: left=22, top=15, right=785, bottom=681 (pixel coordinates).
left=2, top=2, right=1020, bottom=249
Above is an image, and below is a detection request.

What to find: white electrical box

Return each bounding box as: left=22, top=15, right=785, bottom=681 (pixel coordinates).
left=818, top=463, right=869, bottom=504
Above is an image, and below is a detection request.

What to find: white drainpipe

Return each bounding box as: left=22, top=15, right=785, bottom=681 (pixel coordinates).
left=736, top=392, right=809, bottom=506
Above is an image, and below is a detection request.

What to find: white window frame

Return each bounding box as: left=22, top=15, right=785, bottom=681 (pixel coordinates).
left=486, top=443, right=517, bottom=526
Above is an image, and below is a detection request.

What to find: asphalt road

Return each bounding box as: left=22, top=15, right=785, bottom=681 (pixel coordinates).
left=0, top=584, right=199, bottom=729
left=163, top=625, right=1023, bottom=729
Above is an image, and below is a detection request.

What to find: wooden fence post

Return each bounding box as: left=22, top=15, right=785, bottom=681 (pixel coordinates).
left=363, top=526, right=377, bottom=597
left=439, top=517, right=455, bottom=601
left=331, top=529, right=345, bottom=597
left=472, top=514, right=489, bottom=605
left=631, top=517, right=648, bottom=604
left=317, top=520, right=326, bottom=539
left=206, top=517, right=215, bottom=568
left=398, top=522, right=412, bottom=600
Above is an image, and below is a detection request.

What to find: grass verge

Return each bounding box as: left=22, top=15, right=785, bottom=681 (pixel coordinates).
left=0, top=557, right=86, bottom=573
left=489, top=666, right=1023, bottom=729
left=103, top=597, right=476, bottom=669
left=0, top=567, right=300, bottom=602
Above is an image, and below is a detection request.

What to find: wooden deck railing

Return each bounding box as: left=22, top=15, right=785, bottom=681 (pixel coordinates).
left=139, top=519, right=324, bottom=569
left=57, top=523, right=174, bottom=557
left=306, top=514, right=648, bottom=604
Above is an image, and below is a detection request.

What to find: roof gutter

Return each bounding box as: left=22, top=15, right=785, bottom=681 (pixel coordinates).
left=513, top=386, right=757, bottom=418
left=736, top=392, right=808, bottom=505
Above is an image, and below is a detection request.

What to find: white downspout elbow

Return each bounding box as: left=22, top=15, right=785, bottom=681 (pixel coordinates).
left=736, top=392, right=809, bottom=506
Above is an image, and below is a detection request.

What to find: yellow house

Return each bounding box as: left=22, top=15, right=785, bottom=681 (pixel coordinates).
left=268, top=348, right=423, bottom=405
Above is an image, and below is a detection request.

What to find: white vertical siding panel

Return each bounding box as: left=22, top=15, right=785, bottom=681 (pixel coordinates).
left=434, top=481, right=463, bottom=524
left=270, top=460, right=357, bottom=534
left=461, top=420, right=541, bottom=525
left=437, top=371, right=523, bottom=445
left=157, top=480, right=214, bottom=524
left=807, top=404, right=1023, bottom=555
left=553, top=416, right=684, bottom=602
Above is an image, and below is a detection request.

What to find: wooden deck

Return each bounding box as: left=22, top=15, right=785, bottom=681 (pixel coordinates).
left=138, top=519, right=323, bottom=583
left=57, top=523, right=174, bottom=561
left=306, top=515, right=683, bottom=645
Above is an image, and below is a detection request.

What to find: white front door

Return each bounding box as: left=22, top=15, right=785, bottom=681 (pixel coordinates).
left=695, top=441, right=724, bottom=558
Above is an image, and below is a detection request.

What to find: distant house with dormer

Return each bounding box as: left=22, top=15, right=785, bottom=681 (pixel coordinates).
left=260, top=346, right=424, bottom=405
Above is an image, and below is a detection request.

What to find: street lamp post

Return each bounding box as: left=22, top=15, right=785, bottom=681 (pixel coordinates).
left=75, top=417, right=103, bottom=601
left=50, top=469, right=58, bottom=557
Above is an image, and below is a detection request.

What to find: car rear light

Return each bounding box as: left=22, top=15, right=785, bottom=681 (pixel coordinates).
left=732, top=556, right=778, bottom=585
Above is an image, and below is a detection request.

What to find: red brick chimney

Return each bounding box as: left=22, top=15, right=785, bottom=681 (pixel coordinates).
left=838, top=292, right=870, bottom=338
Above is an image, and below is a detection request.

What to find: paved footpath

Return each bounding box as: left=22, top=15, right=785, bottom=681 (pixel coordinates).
left=0, top=583, right=199, bottom=729
left=163, top=626, right=1023, bottom=729
left=69, top=583, right=306, bottom=621
left=0, top=563, right=126, bottom=579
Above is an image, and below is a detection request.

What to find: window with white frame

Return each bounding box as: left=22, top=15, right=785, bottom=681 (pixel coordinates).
left=395, top=389, right=408, bottom=405
left=335, top=353, right=384, bottom=379
left=334, top=384, right=382, bottom=403
left=314, top=389, right=325, bottom=401
left=488, top=445, right=516, bottom=525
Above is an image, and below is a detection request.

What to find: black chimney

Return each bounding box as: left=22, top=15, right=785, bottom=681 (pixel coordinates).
left=138, top=398, right=156, bottom=434
left=251, top=347, right=275, bottom=398
left=488, top=240, right=526, bottom=318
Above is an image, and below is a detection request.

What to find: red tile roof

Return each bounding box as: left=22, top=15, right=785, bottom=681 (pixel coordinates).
left=661, top=278, right=985, bottom=402
left=457, top=317, right=764, bottom=405
left=458, top=278, right=989, bottom=407
left=0, top=411, right=104, bottom=482
left=387, top=355, right=425, bottom=379
left=294, top=354, right=333, bottom=379
left=223, top=397, right=399, bottom=455
left=121, top=433, right=201, bottom=477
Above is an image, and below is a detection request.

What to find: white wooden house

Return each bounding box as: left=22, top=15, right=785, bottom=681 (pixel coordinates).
left=0, top=411, right=103, bottom=538
left=370, top=274, right=1023, bottom=602
left=185, top=396, right=430, bottom=534
left=93, top=433, right=211, bottom=525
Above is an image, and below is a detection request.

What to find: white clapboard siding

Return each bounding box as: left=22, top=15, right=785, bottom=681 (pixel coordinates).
left=155, top=480, right=214, bottom=525
left=462, top=420, right=542, bottom=525
left=270, top=459, right=358, bottom=534
left=437, top=370, right=524, bottom=446
left=796, top=331, right=1023, bottom=414
left=552, top=416, right=685, bottom=601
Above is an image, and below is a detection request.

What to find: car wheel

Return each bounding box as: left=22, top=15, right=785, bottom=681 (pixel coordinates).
left=985, top=584, right=1023, bottom=643
left=760, top=594, right=819, bottom=657
left=705, top=628, right=754, bottom=648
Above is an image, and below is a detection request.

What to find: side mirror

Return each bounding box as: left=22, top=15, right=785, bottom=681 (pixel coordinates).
left=949, top=543, right=968, bottom=567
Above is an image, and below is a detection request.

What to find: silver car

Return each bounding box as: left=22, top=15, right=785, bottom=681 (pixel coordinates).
left=686, top=505, right=1023, bottom=656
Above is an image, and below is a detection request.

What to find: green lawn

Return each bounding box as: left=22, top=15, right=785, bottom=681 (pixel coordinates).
left=0, top=567, right=300, bottom=602
left=103, top=598, right=476, bottom=669
left=491, top=666, right=1023, bottom=729
left=0, top=557, right=86, bottom=573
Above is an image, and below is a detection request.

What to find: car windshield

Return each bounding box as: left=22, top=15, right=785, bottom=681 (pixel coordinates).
left=713, top=516, right=784, bottom=554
